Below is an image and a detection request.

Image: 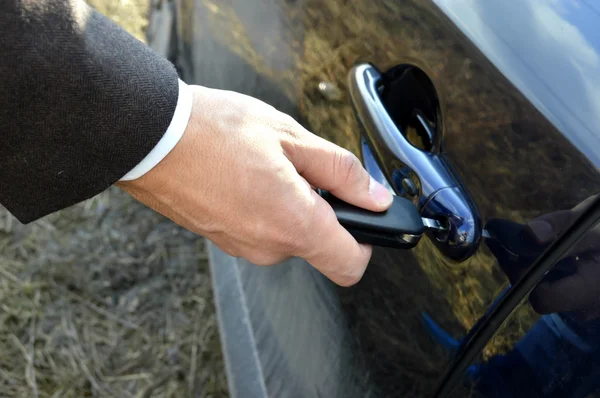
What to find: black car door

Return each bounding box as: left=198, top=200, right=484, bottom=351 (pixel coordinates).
left=173, top=0, right=600, bottom=396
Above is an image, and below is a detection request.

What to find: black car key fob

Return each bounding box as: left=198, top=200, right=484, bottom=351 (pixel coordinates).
left=320, top=190, right=425, bottom=249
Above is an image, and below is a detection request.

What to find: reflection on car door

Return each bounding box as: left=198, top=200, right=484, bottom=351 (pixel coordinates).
left=448, top=199, right=600, bottom=398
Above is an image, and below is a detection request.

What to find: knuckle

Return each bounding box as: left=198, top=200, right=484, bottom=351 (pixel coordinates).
left=287, top=217, right=313, bottom=253
left=300, top=209, right=339, bottom=262
left=276, top=231, right=301, bottom=255
left=277, top=207, right=314, bottom=255
left=296, top=205, right=316, bottom=238
left=278, top=114, right=303, bottom=139
left=334, top=150, right=362, bottom=188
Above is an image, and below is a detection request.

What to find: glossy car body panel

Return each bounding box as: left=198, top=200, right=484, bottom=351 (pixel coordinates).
left=171, top=0, right=600, bottom=396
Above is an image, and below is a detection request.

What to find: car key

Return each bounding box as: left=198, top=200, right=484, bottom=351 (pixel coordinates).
left=319, top=190, right=445, bottom=249
left=321, top=190, right=577, bottom=281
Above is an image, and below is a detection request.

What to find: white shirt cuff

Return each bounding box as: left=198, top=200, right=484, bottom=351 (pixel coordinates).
left=120, top=79, right=193, bottom=181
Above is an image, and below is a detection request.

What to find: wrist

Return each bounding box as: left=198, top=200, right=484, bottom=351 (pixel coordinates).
left=118, top=86, right=209, bottom=199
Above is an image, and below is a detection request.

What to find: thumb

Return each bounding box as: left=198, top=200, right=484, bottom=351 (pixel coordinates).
left=285, top=131, right=392, bottom=212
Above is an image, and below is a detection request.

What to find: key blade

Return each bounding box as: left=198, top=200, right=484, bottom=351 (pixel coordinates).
left=422, top=217, right=495, bottom=241
left=421, top=217, right=447, bottom=231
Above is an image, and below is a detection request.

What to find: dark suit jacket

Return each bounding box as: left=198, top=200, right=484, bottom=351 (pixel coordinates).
left=0, top=0, right=179, bottom=223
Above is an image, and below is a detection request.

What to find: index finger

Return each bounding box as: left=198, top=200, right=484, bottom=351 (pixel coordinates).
left=295, top=189, right=373, bottom=287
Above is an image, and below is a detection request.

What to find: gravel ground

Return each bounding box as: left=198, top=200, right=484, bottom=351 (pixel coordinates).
left=0, top=2, right=229, bottom=397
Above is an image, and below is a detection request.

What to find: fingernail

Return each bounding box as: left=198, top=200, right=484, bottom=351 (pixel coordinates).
left=527, top=219, right=553, bottom=243
left=369, top=176, right=393, bottom=207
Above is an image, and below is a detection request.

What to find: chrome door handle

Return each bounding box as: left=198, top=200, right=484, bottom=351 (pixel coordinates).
left=348, top=63, right=482, bottom=261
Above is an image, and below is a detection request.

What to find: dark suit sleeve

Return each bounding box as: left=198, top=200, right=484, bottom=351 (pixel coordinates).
left=0, top=0, right=180, bottom=223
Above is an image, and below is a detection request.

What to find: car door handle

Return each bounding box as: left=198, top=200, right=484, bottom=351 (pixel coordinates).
left=348, top=63, right=482, bottom=261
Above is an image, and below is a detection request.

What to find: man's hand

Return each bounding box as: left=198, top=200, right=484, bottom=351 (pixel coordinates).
left=117, top=85, right=393, bottom=286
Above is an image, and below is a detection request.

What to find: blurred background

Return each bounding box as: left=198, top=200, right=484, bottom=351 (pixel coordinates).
left=0, top=1, right=228, bottom=396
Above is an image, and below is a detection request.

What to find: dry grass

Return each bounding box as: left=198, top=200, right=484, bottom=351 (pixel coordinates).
left=88, top=0, right=150, bottom=42
left=0, top=2, right=228, bottom=397
left=0, top=188, right=228, bottom=397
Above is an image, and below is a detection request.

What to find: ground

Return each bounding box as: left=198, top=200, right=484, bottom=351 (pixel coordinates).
left=0, top=1, right=229, bottom=396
